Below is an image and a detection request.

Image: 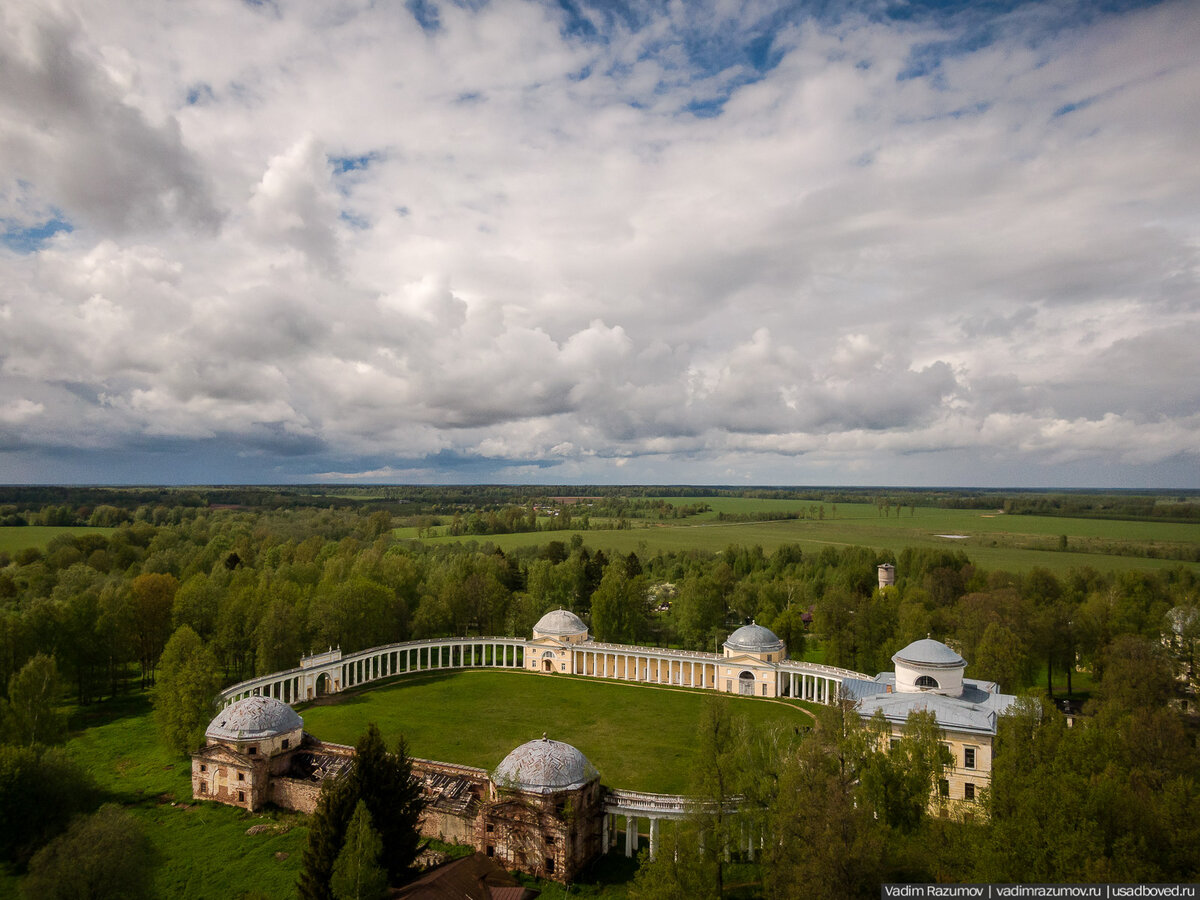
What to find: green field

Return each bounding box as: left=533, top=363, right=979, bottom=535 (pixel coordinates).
left=0, top=526, right=113, bottom=554
left=396, top=499, right=1200, bottom=574
left=299, top=669, right=813, bottom=795
left=59, top=693, right=308, bottom=900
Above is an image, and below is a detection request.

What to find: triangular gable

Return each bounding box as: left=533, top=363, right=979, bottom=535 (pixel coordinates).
left=194, top=744, right=254, bottom=767
left=721, top=653, right=775, bottom=668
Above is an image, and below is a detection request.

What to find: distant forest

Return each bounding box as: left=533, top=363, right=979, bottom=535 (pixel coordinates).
left=1, top=484, right=1198, bottom=526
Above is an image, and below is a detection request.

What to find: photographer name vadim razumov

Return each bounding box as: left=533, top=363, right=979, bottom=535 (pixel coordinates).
left=881, top=885, right=1200, bottom=899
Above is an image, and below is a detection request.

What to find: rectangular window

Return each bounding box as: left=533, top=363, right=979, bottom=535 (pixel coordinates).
left=938, top=779, right=949, bottom=798
left=486, top=824, right=494, bottom=833
left=545, top=836, right=555, bottom=846
left=282, top=739, right=290, bottom=750
left=965, top=783, right=976, bottom=801
left=248, top=746, right=257, bottom=755
left=238, top=772, right=245, bottom=782
left=889, top=738, right=901, bottom=752
left=486, top=846, right=494, bottom=857
left=238, top=791, right=245, bottom=803
left=941, top=742, right=953, bottom=766
left=762, top=683, right=768, bottom=696
left=199, top=782, right=207, bottom=794
left=199, top=764, right=207, bottom=772
left=964, top=747, right=976, bottom=769
left=546, top=858, right=555, bottom=874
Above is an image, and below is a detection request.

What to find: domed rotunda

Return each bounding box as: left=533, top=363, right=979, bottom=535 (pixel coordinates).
left=891, top=638, right=967, bottom=697
left=484, top=737, right=604, bottom=882
left=493, top=736, right=599, bottom=794
left=206, top=695, right=302, bottom=745
left=532, top=608, right=589, bottom=643
left=723, top=621, right=786, bottom=660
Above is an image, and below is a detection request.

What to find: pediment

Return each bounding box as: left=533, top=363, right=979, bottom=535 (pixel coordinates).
left=722, top=652, right=773, bottom=667
left=194, top=744, right=252, bottom=767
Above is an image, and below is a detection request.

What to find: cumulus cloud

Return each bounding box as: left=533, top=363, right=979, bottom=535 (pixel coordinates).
left=1, top=0, right=1198, bottom=485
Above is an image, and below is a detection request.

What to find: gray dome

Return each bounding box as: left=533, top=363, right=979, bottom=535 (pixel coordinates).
left=533, top=608, right=587, bottom=636
left=892, top=638, right=965, bottom=668
left=206, top=696, right=302, bottom=742
left=724, top=621, right=784, bottom=654
left=494, top=737, right=599, bottom=793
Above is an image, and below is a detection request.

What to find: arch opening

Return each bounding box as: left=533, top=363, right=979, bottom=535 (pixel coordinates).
left=915, top=675, right=938, bottom=690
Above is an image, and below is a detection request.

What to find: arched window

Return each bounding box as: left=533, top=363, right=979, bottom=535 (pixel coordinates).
left=915, top=675, right=938, bottom=690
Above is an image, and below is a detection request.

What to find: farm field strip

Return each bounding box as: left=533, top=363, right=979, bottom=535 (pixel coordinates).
left=398, top=504, right=1200, bottom=575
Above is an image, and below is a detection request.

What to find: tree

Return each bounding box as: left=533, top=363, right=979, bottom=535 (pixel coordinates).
left=331, top=800, right=388, bottom=900
left=154, top=626, right=222, bottom=755
left=21, top=804, right=154, bottom=900
left=3, top=653, right=67, bottom=746
left=860, top=710, right=951, bottom=832
left=128, top=573, right=178, bottom=688
left=1091, top=635, right=1176, bottom=714
left=300, top=724, right=426, bottom=900
left=590, top=563, right=646, bottom=644
left=0, top=744, right=99, bottom=866
left=764, top=702, right=886, bottom=899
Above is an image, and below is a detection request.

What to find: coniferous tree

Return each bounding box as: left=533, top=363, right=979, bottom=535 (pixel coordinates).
left=331, top=800, right=388, bottom=900
left=299, top=724, right=426, bottom=900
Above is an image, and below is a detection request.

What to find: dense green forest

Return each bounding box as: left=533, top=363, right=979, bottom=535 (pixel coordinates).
left=1, top=490, right=1198, bottom=895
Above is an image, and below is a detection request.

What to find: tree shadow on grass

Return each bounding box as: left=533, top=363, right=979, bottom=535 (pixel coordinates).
left=67, top=690, right=154, bottom=733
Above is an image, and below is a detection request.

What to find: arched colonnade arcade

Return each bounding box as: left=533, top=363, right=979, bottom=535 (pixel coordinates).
left=216, top=634, right=851, bottom=711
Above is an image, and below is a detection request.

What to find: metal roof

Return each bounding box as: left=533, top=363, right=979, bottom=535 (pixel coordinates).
left=206, top=696, right=302, bottom=742
left=724, top=622, right=784, bottom=654
left=892, top=638, right=965, bottom=668
left=493, top=737, right=598, bottom=793
left=533, top=608, right=587, bottom=636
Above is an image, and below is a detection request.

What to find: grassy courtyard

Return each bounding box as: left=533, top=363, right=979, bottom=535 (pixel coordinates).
left=26, top=669, right=810, bottom=899
left=298, top=668, right=815, bottom=795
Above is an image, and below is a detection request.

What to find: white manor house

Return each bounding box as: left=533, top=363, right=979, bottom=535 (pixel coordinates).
left=201, top=609, right=1019, bottom=842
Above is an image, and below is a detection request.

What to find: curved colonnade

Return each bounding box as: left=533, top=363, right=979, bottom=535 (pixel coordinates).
left=217, top=636, right=858, bottom=711
left=215, top=632, right=865, bottom=860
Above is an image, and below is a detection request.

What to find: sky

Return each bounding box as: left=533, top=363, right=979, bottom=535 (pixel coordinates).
left=1, top=0, right=1198, bottom=488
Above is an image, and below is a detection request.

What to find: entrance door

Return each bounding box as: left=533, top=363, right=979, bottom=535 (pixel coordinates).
left=739, top=671, right=755, bottom=695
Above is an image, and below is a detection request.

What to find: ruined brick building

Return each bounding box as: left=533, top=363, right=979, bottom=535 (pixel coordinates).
left=192, top=698, right=603, bottom=883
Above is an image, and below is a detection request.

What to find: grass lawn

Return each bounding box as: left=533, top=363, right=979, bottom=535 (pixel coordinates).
left=298, top=669, right=815, bottom=795
left=396, top=501, right=1200, bottom=576
left=0, top=526, right=114, bottom=554
left=59, top=692, right=309, bottom=900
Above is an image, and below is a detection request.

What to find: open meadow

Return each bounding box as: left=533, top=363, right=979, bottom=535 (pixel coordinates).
left=298, top=668, right=813, bottom=794
left=0, top=526, right=113, bottom=555
left=396, top=498, right=1200, bottom=575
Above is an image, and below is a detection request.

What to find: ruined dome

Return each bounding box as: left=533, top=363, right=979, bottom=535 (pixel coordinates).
left=494, top=737, right=599, bottom=793
left=206, top=696, right=302, bottom=742
left=724, top=621, right=784, bottom=654
left=533, top=609, right=587, bottom=637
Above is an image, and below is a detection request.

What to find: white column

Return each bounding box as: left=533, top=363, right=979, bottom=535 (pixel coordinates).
left=649, top=818, right=660, bottom=860
left=625, top=816, right=636, bottom=857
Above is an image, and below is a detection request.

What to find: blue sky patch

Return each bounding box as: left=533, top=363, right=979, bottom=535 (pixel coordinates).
left=331, top=153, right=379, bottom=174
left=406, top=0, right=441, bottom=33
left=1, top=217, right=73, bottom=253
